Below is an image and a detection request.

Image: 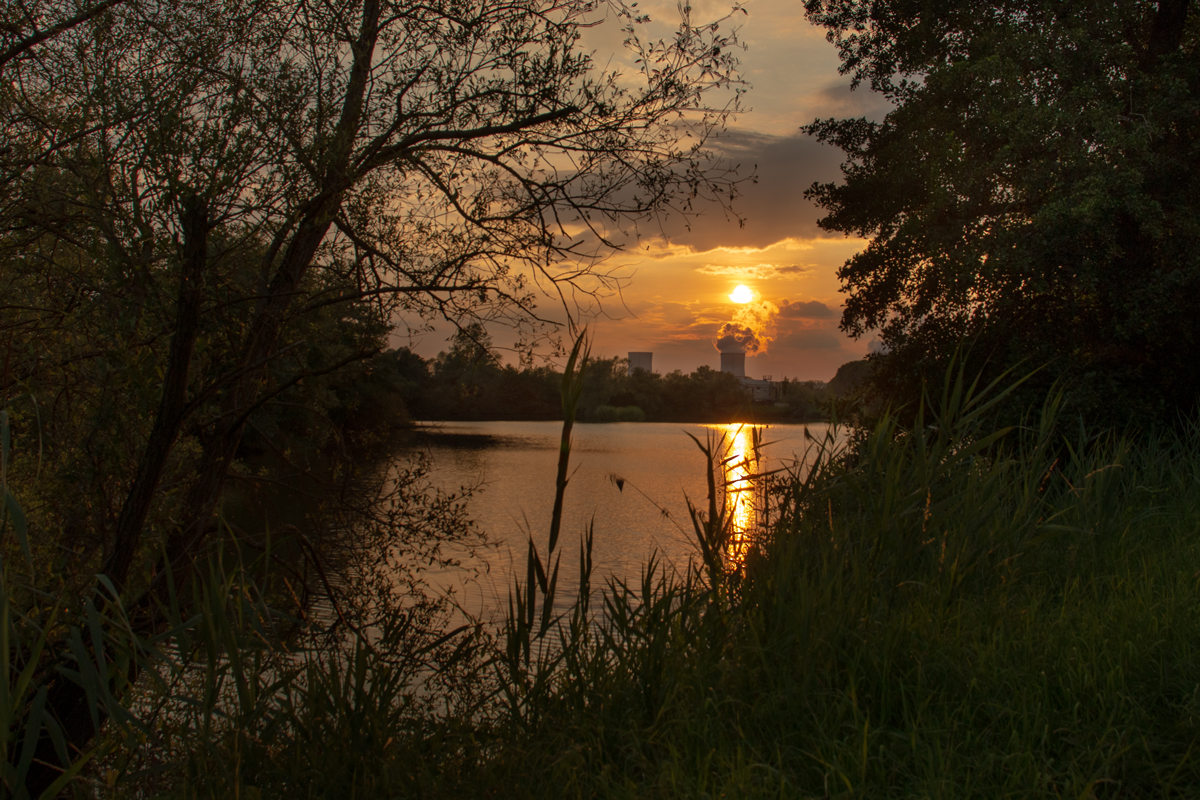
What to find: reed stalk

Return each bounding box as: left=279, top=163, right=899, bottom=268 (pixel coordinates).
left=505, top=327, right=590, bottom=679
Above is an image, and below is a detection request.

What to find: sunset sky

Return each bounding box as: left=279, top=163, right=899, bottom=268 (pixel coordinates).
left=405, top=0, right=893, bottom=382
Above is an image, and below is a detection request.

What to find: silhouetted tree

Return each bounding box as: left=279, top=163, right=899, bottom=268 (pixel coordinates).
left=805, top=0, right=1200, bottom=427
left=0, top=0, right=747, bottom=789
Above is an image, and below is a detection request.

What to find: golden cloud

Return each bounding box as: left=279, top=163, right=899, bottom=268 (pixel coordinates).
left=713, top=300, right=780, bottom=354
left=696, top=263, right=813, bottom=278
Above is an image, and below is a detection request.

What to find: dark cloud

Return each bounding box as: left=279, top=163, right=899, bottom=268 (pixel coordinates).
left=664, top=130, right=846, bottom=251
left=712, top=300, right=779, bottom=354
left=715, top=323, right=762, bottom=353
left=808, top=81, right=895, bottom=122
left=779, top=298, right=837, bottom=319
left=776, top=328, right=843, bottom=350
left=659, top=301, right=699, bottom=325
left=696, top=263, right=813, bottom=278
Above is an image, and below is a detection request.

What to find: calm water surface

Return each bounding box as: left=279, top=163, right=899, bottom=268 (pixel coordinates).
left=408, top=421, right=833, bottom=618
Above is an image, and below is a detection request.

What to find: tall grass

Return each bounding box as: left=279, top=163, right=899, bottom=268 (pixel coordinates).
left=11, top=361, right=1200, bottom=797
left=1, top=400, right=490, bottom=797
left=478, top=368, right=1200, bottom=798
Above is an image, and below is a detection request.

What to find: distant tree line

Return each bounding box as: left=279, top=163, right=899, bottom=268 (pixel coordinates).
left=362, top=325, right=853, bottom=424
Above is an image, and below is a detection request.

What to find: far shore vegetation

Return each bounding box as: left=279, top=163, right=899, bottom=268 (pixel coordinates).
left=368, top=324, right=872, bottom=426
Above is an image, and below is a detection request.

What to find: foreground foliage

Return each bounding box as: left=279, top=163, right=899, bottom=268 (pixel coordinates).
left=27, top=370, right=1198, bottom=797
left=478, top=373, right=1200, bottom=798
left=804, top=0, right=1200, bottom=427
left=1, top=0, right=746, bottom=786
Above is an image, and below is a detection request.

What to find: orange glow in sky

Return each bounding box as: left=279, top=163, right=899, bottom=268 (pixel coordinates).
left=729, top=285, right=755, bottom=304
left=403, top=1, right=881, bottom=381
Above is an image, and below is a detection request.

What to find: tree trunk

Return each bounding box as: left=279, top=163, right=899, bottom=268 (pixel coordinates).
left=102, top=193, right=208, bottom=591
left=25, top=194, right=208, bottom=796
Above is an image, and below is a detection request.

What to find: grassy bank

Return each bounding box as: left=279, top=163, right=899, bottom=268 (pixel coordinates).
left=470, top=380, right=1200, bottom=798
left=19, top=373, right=1200, bottom=798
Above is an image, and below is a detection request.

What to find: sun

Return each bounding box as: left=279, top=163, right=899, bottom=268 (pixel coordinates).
left=729, top=285, right=754, bottom=304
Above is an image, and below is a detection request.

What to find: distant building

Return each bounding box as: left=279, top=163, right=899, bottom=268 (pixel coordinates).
left=628, top=351, right=653, bottom=373
left=716, top=351, right=782, bottom=401
left=720, top=351, right=746, bottom=377
left=738, top=376, right=778, bottom=403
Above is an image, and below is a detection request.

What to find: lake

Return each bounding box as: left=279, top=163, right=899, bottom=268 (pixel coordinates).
left=408, top=420, right=834, bottom=619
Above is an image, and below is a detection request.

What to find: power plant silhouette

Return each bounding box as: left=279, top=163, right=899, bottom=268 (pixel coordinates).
left=719, top=351, right=745, bottom=378
left=628, top=350, right=778, bottom=402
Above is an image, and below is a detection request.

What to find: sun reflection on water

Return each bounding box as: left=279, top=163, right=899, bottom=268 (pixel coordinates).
left=707, top=423, right=764, bottom=566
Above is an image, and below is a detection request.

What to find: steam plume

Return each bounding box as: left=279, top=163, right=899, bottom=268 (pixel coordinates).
left=713, top=300, right=778, bottom=354
left=716, top=323, right=761, bottom=353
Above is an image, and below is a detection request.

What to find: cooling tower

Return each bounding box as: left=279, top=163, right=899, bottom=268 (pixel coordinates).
left=720, top=351, right=746, bottom=377
left=628, top=352, right=653, bottom=373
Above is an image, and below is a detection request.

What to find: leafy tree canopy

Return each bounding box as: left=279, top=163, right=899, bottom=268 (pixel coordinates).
left=804, top=0, right=1200, bottom=427
left=0, top=0, right=747, bottom=788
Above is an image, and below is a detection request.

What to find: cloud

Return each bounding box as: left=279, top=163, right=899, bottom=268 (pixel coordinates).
left=712, top=300, right=779, bottom=354
left=779, top=298, right=837, bottom=319
left=658, top=301, right=700, bottom=325
left=776, top=328, right=844, bottom=350
left=715, top=323, right=763, bottom=353
left=696, top=263, right=813, bottom=278
left=804, top=80, right=895, bottom=122
left=662, top=130, right=847, bottom=252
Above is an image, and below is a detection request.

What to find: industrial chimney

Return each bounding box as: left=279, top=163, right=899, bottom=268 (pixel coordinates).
left=628, top=352, right=653, bottom=373
left=720, top=351, right=746, bottom=378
